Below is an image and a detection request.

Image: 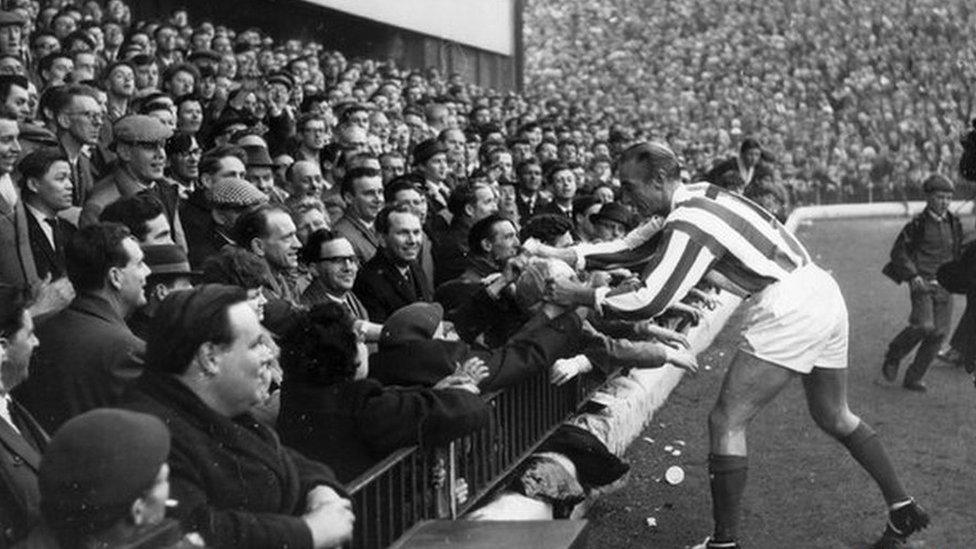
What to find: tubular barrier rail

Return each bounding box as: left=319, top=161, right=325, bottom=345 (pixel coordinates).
left=344, top=370, right=594, bottom=549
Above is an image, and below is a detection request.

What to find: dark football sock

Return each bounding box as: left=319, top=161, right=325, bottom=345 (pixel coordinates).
left=708, top=453, right=748, bottom=543
left=839, top=422, right=908, bottom=505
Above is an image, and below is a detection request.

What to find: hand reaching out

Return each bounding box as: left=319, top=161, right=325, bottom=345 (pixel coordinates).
left=663, top=344, right=699, bottom=374
left=635, top=321, right=690, bottom=349
left=454, top=356, right=489, bottom=386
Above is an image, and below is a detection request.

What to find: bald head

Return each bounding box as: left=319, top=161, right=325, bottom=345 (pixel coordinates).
left=288, top=160, right=325, bottom=196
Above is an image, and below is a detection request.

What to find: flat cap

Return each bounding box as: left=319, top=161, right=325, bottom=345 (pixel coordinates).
left=0, top=11, right=25, bottom=26
left=922, top=173, right=954, bottom=194
left=39, top=409, right=170, bottom=532
left=210, top=177, right=268, bottom=208
left=266, top=72, right=295, bottom=90
left=412, top=138, right=447, bottom=166
left=113, top=114, right=173, bottom=145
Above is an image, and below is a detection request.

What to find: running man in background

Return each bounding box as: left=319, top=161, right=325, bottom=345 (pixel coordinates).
left=537, top=142, right=929, bottom=549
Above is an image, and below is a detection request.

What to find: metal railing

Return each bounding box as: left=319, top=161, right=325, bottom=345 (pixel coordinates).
left=344, top=369, right=594, bottom=549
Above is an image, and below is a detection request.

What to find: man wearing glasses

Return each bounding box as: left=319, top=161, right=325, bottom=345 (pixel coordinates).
left=52, top=84, right=104, bottom=207
left=300, top=229, right=381, bottom=342
left=80, top=115, right=187, bottom=251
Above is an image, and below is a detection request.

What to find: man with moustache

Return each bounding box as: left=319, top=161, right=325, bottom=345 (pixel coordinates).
left=14, top=223, right=151, bottom=432
left=80, top=115, right=187, bottom=250
left=354, top=205, right=432, bottom=322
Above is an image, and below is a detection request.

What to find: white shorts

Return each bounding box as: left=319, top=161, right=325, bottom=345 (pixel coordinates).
left=738, top=263, right=849, bottom=373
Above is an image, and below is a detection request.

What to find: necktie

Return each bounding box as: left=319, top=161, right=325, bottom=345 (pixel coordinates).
left=44, top=217, right=62, bottom=254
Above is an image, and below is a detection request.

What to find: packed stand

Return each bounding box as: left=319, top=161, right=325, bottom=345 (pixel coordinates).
left=524, top=0, right=976, bottom=204
left=0, top=1, right=722, bottom=548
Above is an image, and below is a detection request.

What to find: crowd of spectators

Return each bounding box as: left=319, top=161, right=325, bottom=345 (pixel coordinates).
left=0, top=1, right=716, bottom=548
left=524, top=0, right=976, bottom=204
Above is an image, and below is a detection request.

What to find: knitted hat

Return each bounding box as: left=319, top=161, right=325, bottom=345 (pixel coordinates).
left=210, top=177, right=268, bottom=208
left=379, top=302, right=443, bottom=348
left=39, top=409, right=171, bottom=534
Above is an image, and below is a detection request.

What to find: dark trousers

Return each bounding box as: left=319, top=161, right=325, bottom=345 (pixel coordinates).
left=949, top=291, right=976, bottom=369
left=885, top=284, right=953, bottom=383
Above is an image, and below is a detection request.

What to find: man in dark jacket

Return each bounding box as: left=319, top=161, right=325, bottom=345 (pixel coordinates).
left=881, top=174, right=963, bottom=391
left=431, top=182, right=498, bottom=286
left=15, top=223, right=149, bottom=432
left=123, top=284, right=354, bottom=549
left=702, top=137, right=774, bottom=194
left=515, top=158, right=548, bottom=222
left=355, top=205, right=433, bottom=322
left=0, top=285, right=47, bottom=548
left=370, top=298, right=585, bottom=393
left=18, top=147, right=77, bottom=281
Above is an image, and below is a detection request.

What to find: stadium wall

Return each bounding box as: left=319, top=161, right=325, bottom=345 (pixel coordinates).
left=130, top=0, right=523, bottom=91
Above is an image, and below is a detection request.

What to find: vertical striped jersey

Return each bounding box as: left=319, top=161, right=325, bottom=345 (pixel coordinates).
left=587, top=183, right=812, bottom=320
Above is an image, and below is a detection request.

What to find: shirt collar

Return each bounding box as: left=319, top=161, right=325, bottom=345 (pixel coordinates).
left=24, top=201, right=54, bottom=224
left=927, top=208, right=947, bottom=222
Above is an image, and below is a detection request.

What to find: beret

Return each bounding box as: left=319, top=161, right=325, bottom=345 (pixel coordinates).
left=114, top=114, right=173, bottom=144
left=922, top=173, right=954, bottom=194
left=0, top=10, right=25, bottom=26
left=210, top=177, right=268, bottom=208
left=379, top=302, right=443, bottom=348
left=39, top=409, right=170, bottom=532
left=412, top=138, right=447, bottom=166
